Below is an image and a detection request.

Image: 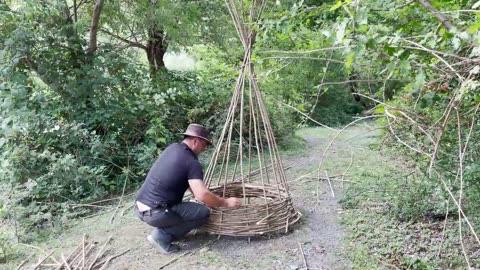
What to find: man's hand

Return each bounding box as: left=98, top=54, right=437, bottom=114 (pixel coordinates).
left=224, top=197, right=241, bottom=208
left=189, top=179, right=242, bottom=208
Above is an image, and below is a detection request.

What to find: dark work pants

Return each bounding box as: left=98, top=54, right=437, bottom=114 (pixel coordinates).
left=135, top=202, right=210, bottom=244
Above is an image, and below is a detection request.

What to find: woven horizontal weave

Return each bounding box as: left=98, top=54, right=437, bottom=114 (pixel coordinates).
left=203, top=183, right=301, bottom=236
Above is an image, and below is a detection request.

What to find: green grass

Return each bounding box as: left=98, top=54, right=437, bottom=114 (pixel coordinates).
left=336, top=124, right=479, bottom=269
left=279, top=133, right=308, bottom=157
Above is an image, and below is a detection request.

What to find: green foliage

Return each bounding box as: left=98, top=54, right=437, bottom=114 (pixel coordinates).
left=254, top=2, right=374, bottom=128
left=0, top=0, right=240, bottom=237
left=390, top=176, right=449, bottom=221
left=310, top=88, right=365, bottom=126
left=0, top=231, right=19, bottom=264
left=102, top=0, right=234, bottom=51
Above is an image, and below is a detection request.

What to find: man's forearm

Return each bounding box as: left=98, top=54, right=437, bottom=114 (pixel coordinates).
left=198, top=191, right=226, bottom=207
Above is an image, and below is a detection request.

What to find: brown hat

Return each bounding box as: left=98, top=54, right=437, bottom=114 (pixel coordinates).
left=182, top=124, right=212, bottom=145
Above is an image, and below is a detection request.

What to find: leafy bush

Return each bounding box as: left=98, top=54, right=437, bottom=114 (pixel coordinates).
left=390, top=176, right=449, bottom=221
left=0, top=231, right=18, bottom=264
left=310, top=88, right=365, bottom=126
left=1, top=119, right=107, bottom=230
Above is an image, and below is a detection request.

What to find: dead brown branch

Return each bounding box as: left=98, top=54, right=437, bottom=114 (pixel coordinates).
left=298, top=242, right=308, bottom=270
left=100, top=29, right=147, bottom=50
left=37, top=235, right=123, bottom=270
left=258, top=56, right=345, bottom=64
left=19, top=243, right=61, bottom=265
left=97, top=248, right=131, bottom=270
left=61, top=253, right=72, bottom=270
left=325, top=170, right=335, bottom=198
left=436, top=171, right=480, bottom=245
left=56, top=240, right=83, bottom=269
left=260, top=46, right=350, bottom=54
left=416, top=0, right=454, bottom=30
left=87, top=236, right=112, bottom=270
left=110, top=173, right=129, bottom=224
left=278, top=100, right=337, bottom=131
left=428, top=102, right=454, bottom=175
left=32, top=251, right=55, bottom=270
left=15, top=254, right=33, bottom=270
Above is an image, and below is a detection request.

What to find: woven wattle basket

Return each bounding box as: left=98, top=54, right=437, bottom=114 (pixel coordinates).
left=202, top=182, right=302, bottom=236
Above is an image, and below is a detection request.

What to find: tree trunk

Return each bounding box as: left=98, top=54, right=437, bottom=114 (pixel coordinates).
left=349, top=73, right=361, bottom=102
left=87, top=0, right=104, bottom=55
left=146, top=29, right=168, bottom=77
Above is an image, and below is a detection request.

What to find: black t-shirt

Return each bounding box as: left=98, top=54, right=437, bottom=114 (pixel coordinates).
left=136, top=142, right=204, bottom=207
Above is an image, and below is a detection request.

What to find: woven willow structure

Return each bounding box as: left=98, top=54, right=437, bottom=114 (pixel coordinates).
left=203, top=0, right=301, bottom=236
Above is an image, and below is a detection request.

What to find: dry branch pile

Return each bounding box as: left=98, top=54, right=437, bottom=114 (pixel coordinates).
left=17, top=235, right=129, bottom=270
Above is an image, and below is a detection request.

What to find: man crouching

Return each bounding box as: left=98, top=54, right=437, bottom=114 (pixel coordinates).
left=134, top=124, right=241, bottom=253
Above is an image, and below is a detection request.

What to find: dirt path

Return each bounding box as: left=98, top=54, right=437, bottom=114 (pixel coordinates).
left=43, top=125, right=376, bottom=269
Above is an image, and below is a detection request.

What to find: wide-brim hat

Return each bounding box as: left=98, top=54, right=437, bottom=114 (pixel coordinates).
left=181, top=123, right=212, bottom=145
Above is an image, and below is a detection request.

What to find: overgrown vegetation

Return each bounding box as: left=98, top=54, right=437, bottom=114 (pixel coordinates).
left=1, top=0, right=479, bottom=268
left=340, top=139, right=480, bottom=269
left=257, top=0, right=480, bottom=268
left=0, top=0, right=232, bottom=243
left=0, top=0, right=305, bottom=247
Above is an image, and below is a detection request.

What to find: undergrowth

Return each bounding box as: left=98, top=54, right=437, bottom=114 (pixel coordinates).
left=340, top=140, right=480, bottom=269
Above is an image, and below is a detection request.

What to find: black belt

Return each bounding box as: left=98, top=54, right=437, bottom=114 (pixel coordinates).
left=135, top=202, right=169, bottom=216
left=139, top=208, right=166, bottom=216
